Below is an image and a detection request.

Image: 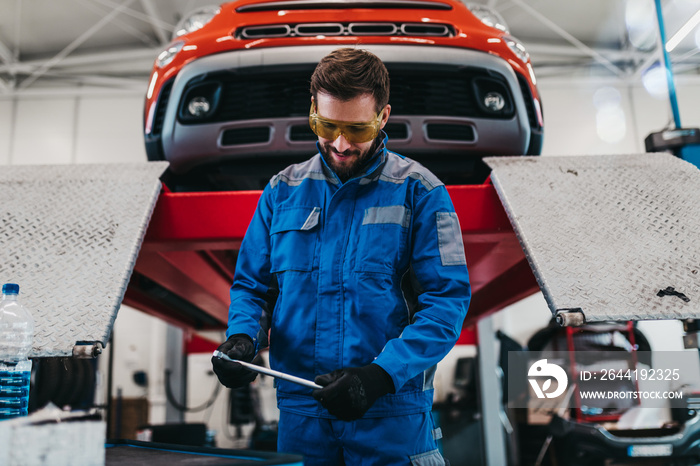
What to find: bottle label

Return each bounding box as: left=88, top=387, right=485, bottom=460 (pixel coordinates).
left=0, top=369, right=30, bottom=420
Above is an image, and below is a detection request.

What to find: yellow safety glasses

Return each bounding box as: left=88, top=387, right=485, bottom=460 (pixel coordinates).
left=308, top=102, right=384, bottom=144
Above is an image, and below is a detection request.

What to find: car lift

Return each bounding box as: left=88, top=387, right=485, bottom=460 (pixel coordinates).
left=2, top=152, right=700, bottom=464
left=127, top=178, right=538, bottom=333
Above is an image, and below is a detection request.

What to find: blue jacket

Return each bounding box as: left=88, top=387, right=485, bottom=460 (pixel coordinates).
left=227, top=133, right=471, bottom=418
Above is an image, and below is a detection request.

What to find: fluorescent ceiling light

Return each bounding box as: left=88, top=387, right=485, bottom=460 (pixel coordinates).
left=666, top=8, right=700, bottom=52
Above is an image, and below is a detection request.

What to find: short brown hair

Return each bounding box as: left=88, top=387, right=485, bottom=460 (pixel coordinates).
left=310, top=48, right=390, bottom=113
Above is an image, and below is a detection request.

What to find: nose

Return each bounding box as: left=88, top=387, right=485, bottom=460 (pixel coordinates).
left=332, top=133, right=352, bottom=153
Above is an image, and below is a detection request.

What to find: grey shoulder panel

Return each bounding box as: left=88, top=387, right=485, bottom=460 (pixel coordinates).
left=270, top=155, right=334, bottom=188
left=379, top=152, right=444, bottom=192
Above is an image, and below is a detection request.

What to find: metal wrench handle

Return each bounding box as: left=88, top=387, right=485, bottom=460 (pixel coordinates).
left=213, top=350, right=323, bottom=390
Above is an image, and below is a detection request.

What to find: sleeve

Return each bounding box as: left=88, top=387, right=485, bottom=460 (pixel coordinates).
left=225, top=183, right=276, bottom=348
left=373, top=185, right=471, bottom=391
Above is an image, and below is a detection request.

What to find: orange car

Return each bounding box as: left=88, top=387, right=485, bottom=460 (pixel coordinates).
left=144, top=0, right=543, bottom=190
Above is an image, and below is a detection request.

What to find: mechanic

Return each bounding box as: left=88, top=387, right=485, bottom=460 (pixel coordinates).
left=212, top=48, right=471, bottom=465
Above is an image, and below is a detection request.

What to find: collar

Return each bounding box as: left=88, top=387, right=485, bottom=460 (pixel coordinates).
left=317, top=131, right=389, bottom=185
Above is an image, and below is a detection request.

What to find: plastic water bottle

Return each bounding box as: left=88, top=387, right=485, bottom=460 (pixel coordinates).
left=0, top=283, right=34, bottom=420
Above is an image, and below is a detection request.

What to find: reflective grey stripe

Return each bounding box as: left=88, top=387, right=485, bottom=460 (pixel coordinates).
left=410, top=449, right=445, bottom=466
left=372, top=152, right=442, bottom=191
left=408, top=172, right=440, bottom=191
left=432, top=427, right=443, bottom=441
left=270, top=155, right=338, bottom=188
left=376, top=172, right=440, bottom=192
left=423, top=364, right=436, bottom=391
left=436, top=212, right=467, bottom=266
left=301, top=207, right=321, bottom=230
left=271, top=170, right=332, bottom=188
left=362, top=205, right=411, bottom=228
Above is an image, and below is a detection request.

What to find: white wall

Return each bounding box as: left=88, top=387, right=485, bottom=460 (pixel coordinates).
left=0, top=100, right=14, bottom=165
left=0, top=89, right=147, bottom=165
left=107, top=305, right=170, bottom=425
left=538, top=76, right=700, bottom=157
left=74, top=96, right=148, bottom=164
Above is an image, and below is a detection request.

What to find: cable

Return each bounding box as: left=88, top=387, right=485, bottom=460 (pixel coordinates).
left=164, top=368, right=221, bottom=412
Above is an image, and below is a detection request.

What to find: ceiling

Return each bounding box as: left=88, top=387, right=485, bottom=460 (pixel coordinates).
left=0, top=0, right=699, bottom=96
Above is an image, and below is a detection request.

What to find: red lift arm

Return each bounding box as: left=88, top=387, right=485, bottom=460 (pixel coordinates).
left=124, top=180, right=539, bottom=340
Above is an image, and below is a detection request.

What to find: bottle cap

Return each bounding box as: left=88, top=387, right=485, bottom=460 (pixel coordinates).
left=2, top=283, right=19, bottom=294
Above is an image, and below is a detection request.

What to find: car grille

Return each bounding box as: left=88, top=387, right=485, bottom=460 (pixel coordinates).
left=236, top=22, right=454, bottom=39
left=217, top=71, right=313, bottom=122
left=235, top=0, right=453, bottom=13
left=517, top=74, right=539, bottom=129
left=221, top=127, right=272, bottom=146
left=178, top=65, right=514, bottom=127
left=152, top=79, right=173, bottom=136
left=426, top=123, right=475, bottom=141
left=289, top=125, right=317, bottom=142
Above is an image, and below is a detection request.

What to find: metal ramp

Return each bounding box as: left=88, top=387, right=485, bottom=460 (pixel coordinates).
left=0, top=162, right=168, bottom=357
left=485, top=153, right=700, bottom=325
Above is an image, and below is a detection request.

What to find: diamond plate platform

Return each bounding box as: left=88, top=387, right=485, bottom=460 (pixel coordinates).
left=485, top=153, right=700, bottom=324
left=0, top=162, right=168, bottom=357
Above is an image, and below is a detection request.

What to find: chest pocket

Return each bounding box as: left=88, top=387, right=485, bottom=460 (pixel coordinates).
left=355, top=205, right=411, bottom=274
left=270, top=206, right=321, bottom=273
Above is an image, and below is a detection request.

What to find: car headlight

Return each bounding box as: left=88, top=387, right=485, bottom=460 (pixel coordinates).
left=483, top=92, right=505, bottom=112
left=156, top=41, right=184, bottom=68
left=506, top=37, right=530, bottom=63
left=173, top=6, right=220, bottom=39
left=188, top=97, right=211, bottom=118
left=463, top=3, right=509, bottom=33
left=179, top=82, right=222, bottom=121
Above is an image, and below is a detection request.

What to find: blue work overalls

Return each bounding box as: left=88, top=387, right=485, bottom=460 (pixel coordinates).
left=227, top=134, right=471, bottom=465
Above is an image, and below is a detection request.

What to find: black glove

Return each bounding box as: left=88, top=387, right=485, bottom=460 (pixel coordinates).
left=211, top=334, right=257, bottom=388
left=312, top=364, right=395, bottom=421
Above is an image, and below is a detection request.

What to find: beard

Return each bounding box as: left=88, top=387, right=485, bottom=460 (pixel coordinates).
left=319, top=141, right=376, bottom=183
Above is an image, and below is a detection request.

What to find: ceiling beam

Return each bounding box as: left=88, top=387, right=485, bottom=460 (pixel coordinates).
left=1, top=68, right=145, bottom=95
left=139, top=0, right=170, bottom=45
left=75, top=0, right=160, bottom=48
left=0, top=86, right=144, bottom=99
left=511, top=0, right=628, bottom=79
left=92, top=0, right=175, bottom=32
left=526, top=42, right=651, bottom=63
left=18, top=0, right=137, bottom=90
left=54, top=72, right=146, bottom=88
left=0, top=47, right=159, bottom=74
left=0, top=40, right=13, bottom=65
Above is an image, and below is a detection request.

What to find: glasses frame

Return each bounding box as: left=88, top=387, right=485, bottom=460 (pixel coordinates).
left=308, top=101, right=385, bottom=144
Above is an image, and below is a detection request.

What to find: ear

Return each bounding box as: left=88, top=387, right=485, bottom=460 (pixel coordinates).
left=379, top=104, right=391, bottom=129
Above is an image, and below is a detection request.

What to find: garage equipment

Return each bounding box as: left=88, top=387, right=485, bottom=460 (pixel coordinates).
left=0, top=163, right=168, bottom=358
left=485, top=153, right=700, bottom=325
left=105, top=439, right=302, bottom=465
left=644, top=1, right=700, bottom=168
left=0, top=163, right=167, bottom=464
left=645, top=127, right=700, bottom=168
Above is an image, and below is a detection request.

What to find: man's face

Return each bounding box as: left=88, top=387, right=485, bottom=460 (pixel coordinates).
left=314, top=92, right=390, bottom=182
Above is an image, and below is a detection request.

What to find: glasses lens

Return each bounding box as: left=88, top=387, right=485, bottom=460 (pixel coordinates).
left=316, top=120, right=340, bottom=140
left=310, top=117, right=379, bottom=143
left=343, top=124, right=378, bottom=143
left=309, top=104, right=382, bottom=143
